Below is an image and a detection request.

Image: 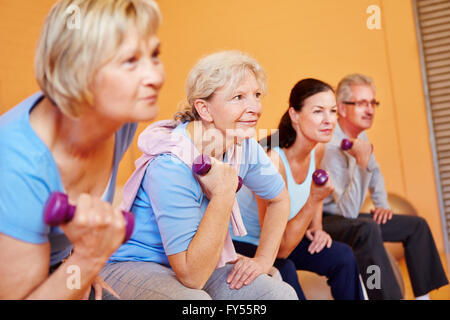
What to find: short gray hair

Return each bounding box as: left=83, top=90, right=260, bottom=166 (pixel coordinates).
left=336, top=73, right=376, bottom=103
left=35, top=0, right=161, bottom=117
left=174, top=50, right=267, bottom=123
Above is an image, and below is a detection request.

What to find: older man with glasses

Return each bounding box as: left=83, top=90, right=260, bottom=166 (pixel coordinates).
left=320, top=74, right=448, bottom=300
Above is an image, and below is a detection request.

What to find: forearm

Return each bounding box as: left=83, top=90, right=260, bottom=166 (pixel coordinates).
left=368, top=165, right=390, bottom=209
left=278, top=198, right=319, bottom=258
left=309, top=202, right=324, bottom=230
left=25, top=252, right=104, bottom=300
left=334, top=163, right=367, bottom=218
left=322, top=147, right=364, bottom=218
left=177, top=195, right=234, bottom=289
left=255, top=198, right=289, bottom=271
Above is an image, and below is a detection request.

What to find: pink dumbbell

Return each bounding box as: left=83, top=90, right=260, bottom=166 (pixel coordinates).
left=192, top=154, right=243, bottom=192
left=43, top=192, right=135, bottom=243
left=312, top=169, right=328, bottom=186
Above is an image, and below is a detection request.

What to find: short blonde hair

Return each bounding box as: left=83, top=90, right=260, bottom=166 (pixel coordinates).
left=35, top=0, right=161, bottom=117
left=336, top=73, right=376, bottom=103
left=174, top=50, right=267, bottom=123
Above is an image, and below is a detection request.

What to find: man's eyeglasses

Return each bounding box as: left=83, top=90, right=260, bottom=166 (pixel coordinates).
left=342, top=100, right=380, bottom=108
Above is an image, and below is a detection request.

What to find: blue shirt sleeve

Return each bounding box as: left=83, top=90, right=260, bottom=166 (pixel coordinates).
left=142, top=154, right=204, bottom=256
left=242, top=139, right=285, bottom=199
left=0, top=167, right=50, bottom=244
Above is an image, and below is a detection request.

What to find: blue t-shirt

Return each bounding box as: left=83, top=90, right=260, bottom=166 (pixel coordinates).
left=232, top=147, right=315, bottom=246
left=0, top=93, right=137, bottom=266
left=109, top=121, right=285, bottom=266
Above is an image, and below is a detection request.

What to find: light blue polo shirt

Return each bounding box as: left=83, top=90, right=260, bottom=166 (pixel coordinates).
left=0, top=93, right=137, bottom=266
left=109, top=121, right=285, bottom=266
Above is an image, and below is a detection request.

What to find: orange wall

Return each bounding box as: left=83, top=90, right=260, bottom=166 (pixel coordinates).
left=0, top=0, right=445, bottom=251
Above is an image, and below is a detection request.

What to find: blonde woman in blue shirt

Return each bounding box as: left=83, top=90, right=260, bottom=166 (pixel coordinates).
left=100, top=51, right=298, bottom=300
left=0, top=0, right=164, bottom=299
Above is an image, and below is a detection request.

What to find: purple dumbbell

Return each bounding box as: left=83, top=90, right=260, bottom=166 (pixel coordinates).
left=312, top=169, right=328, bottom=186
left=341, top=138, right=374, bottom=153
left=341, top=138, right=353, bottom=151
left=192, top=154, right=243, bottom=192
left=43, top=192, right=135, bottom=243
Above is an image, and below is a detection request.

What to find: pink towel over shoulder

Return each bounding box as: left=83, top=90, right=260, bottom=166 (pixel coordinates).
left=120, top=120, right=247, bottom=268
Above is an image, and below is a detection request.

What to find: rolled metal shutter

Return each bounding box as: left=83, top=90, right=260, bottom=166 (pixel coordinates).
left=413, top=0, right=450, bottom=252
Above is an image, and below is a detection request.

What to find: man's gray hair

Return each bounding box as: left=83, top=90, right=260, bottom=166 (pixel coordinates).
left=336, top=74, right=376, bottom=103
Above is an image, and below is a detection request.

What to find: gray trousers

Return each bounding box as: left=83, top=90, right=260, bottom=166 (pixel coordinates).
left=100, top=261, right=298, bottom=300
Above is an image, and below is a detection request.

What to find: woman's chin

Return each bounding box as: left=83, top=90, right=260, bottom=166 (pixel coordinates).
left=134, top=105, right=159, bottom=122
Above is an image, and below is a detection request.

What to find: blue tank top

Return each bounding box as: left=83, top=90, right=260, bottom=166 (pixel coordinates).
left=272, top=147, right=315, bottom=220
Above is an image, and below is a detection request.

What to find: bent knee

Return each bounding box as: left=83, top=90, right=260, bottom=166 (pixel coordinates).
left=354, top=220, right=383, bottom=246
left=331, top=242, right=359, bottom=270
left=176, top=288, right=212, bottom=300
left=412, top=215, right=429, bottom=230
left=253, top=274, right=298, bottom=300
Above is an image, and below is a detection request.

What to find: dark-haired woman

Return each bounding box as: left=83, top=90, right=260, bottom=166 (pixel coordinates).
left=232, top=79, right=365, bottom=300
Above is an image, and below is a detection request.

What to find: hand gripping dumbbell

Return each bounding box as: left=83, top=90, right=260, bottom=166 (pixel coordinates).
left=192, top=154, right=243, bottom=192
left=312, top=169, right=329, bottom=186
left=341, top=138, right=373, bottom=153
left=43, top=192, right=135, bottom=243
left=340, top=138, right=353, bottom=151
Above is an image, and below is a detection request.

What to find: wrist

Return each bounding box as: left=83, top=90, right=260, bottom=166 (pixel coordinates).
left=67, top=250, right=106, bottom=277
left=306, top=195, right=322, bottom=208
left=253, top=255, right=273, bottom=273
left=209, top=192, right=235, bottom=205
left=308, top=223, right=322, bottom=231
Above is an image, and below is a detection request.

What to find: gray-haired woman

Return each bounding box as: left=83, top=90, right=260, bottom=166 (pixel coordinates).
left=0, top=0, right=164, bottom=299
left=100, top=50, right=298, bottom=300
